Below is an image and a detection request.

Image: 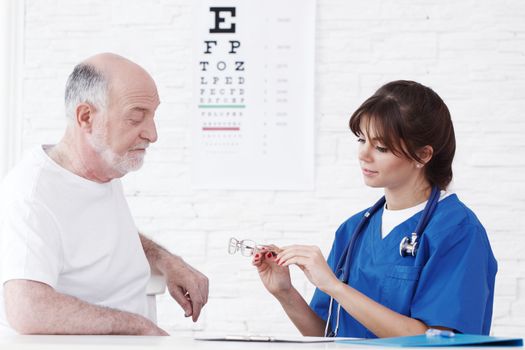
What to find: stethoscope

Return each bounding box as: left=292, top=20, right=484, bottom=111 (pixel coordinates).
left=324, top=186, right=441, bottom=337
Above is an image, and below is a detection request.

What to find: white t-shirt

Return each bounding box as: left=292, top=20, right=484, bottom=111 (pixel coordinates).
left=381, top=191, right=451, bottom=239
left=0, top=145, right=150, bottom=334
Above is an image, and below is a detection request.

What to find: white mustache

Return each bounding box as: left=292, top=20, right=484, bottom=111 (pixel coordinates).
left=130, top=143, right=149, bottom=151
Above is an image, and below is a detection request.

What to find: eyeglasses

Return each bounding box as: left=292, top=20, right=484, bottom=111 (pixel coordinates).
left=228, top=237, right=262, bottom=257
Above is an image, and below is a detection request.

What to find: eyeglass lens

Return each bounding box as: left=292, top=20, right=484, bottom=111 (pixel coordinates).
left=228, top=237, right=239, bottom=255
left=240, top=240, right=257, bottom=256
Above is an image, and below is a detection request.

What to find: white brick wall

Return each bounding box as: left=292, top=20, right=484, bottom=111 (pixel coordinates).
left=10, top=0, right=525, bottom=336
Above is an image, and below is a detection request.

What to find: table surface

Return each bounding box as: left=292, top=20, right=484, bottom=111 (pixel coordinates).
left=1, top=336, right=334, bottom=349
left=0, top=335, right=520, bottom=350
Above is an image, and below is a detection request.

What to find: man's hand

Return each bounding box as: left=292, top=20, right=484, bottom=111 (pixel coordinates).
left=164, top=257, right=209, bottom=322
left=139, top=234, right=209, bottom=322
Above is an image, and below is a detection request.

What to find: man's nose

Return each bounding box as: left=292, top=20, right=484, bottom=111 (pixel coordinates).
left=141, top=118, right=158, bottom=143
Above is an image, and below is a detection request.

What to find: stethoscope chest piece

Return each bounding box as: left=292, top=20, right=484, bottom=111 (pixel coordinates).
left=399, top=232, right=418, bottom=257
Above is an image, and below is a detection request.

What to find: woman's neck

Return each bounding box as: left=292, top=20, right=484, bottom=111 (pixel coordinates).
left=384, top=181, right=432, bottom=210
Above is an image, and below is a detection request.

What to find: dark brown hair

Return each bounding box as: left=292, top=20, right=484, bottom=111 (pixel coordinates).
left=349, top=80, right=456, bottom=190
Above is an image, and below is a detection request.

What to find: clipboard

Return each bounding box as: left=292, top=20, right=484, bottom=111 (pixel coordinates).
left=337, top=334, right=523, bottom=347
left=195, top=334, right=358, bottom=343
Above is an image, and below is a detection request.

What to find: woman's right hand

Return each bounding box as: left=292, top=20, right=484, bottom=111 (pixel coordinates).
left=252, top=246, right=293, bottom=297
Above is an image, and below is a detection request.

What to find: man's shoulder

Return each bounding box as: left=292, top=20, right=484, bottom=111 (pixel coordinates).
left=1, top=146, right=47, bottom=199
left=0, top=145, right=78, bottom=215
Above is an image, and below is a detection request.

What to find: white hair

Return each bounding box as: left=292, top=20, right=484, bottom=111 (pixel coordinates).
left=64, top=63, right=108, bottom=120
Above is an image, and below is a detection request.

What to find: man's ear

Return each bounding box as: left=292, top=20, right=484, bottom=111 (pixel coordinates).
left=75, top=103, right=94, bottom=131
left=417, top=145, right=434, bottom=165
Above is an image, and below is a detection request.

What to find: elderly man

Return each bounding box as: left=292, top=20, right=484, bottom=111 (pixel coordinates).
left=0, top=53, right=208, bottom=335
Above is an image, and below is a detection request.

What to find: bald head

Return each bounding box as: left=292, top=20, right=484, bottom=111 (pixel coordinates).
left=83, top=52, right=135, bottom=73
left=64, top=53, right=158, bottom=122
left=83, top=53, right=156, bottom=90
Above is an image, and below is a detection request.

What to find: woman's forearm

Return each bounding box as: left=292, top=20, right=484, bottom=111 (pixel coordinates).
left=328, top=282, right=429, bottom=338
left=274, top=287, right=326, bottom=336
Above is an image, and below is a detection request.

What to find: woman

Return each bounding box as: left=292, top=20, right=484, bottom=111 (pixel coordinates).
left=253, top=80, right=497, bottom=338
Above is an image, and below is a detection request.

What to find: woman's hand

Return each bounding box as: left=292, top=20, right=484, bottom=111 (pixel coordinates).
left=275, top=245, right=339, bottom=294
left=251, top=245, right=329, bottom=337
left=252, top=246, right=293, bottom=297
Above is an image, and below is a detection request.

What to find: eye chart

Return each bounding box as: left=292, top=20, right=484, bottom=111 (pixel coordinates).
left=192, top=0, right=315, bottom=190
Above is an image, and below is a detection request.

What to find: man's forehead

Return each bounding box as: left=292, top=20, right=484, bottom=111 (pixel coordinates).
left=109, top=77, right=159, bottom=104
left=128, top=101, right=160, bottom=113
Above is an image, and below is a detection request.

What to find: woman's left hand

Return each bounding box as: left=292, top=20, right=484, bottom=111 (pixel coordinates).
left=275, top=245, right=339, bottom=293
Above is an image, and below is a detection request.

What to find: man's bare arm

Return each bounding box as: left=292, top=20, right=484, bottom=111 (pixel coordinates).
left=4, top=279, right=168, bottom=335
left=139, top=234, right=209, bottom=322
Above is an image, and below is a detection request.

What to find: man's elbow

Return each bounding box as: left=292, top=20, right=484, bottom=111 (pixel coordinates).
left=4, top=280, right=54, bottom=334
left=6, top=315, right=41, bottom=335
left=5, top=301, right=43, bottom=334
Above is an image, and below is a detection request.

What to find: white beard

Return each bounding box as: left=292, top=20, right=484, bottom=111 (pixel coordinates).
left=88, top=126, right=147, bottom=175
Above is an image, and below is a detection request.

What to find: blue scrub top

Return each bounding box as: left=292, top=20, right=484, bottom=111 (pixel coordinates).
left=310, top=194, right=497, bottom=338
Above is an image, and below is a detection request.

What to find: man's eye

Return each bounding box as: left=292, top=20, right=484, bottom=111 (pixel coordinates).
left=376, top=146, right=388, bottom=153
